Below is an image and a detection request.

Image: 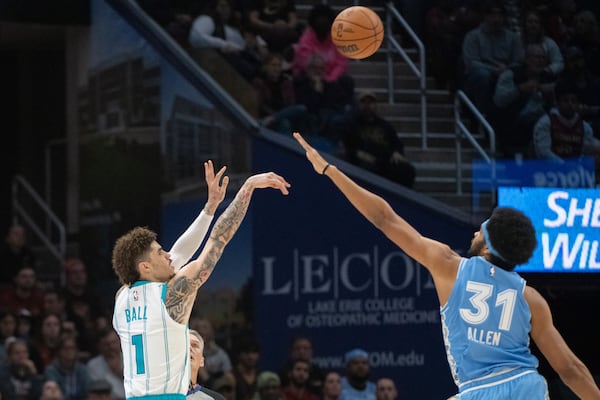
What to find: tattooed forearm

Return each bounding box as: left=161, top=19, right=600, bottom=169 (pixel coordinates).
left=210, top=185, right=253, bottom=244
left=165, top=275, right=202, bottom=323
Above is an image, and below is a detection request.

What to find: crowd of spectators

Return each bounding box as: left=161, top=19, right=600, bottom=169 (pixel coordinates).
left=424, top=0, right=600, bottom=171
left=4, top=1, right=600, bottom=399
left=0, top=221, right=403, bottom=400
left=137, top=0, right=416, bottom=189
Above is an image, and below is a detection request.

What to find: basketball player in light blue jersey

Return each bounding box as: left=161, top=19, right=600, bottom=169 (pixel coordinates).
left=294, top=132, right=600, bottom=400
left=112, top=165, right=291, bottom=400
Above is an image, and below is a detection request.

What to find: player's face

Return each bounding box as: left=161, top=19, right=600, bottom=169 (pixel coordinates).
left=146, top=241, right=174, bottom=282
left=467, top=226, right=485, bottom=257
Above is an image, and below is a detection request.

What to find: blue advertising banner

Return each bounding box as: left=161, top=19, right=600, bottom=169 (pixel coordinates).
left=251, top=137, right=476, bottom=399
left=472, top=157, right=595, bottom=210
left=498, top=187, right=600, bottom=273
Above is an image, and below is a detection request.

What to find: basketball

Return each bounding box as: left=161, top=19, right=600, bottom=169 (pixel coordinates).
left=331, top=6, right=384, bottom=60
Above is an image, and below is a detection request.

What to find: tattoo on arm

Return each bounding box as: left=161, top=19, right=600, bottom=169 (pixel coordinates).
left=166, top=185, right=254, bottom=323
left=210, top=186, right=252, bottom=244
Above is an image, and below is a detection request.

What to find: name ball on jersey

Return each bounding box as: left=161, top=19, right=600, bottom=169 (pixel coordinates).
left=331, top=6, right=384, bottom=60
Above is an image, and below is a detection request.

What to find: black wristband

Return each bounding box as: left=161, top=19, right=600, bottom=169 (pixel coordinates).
left=322, top=163, right=331, bottom=175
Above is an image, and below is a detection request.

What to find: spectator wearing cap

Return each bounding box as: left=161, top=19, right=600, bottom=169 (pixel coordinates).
left=87, top=379, right=112, bottom=400
left=339, top=349, right=375, bottom=400
left=339, top=91, right=416, bottom=188
left=252, top=371, right=284, bottom=400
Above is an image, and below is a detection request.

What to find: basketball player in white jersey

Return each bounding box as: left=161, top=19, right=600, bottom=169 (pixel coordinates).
left=112, top=167, right=290, bottom=400
left=294, top=132, right=600, bottom=400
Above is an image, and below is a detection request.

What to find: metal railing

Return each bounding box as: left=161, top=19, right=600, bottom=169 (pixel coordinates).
left=454, top=90, right=497, bottom=206
left=12, top=175, right=67, bottom=267
left=384, top=2, right=428, bottom=149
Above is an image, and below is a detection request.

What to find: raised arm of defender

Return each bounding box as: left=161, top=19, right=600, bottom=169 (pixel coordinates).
left=165, top=172, right=290, bottom=323
left=293, top=132, right=461, bottom=302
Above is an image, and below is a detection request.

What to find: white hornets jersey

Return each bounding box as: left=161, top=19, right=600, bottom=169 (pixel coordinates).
left=113, top=281, right=190, bottom=399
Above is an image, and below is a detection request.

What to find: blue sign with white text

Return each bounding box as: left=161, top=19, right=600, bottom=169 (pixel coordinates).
left=498, top=187, right=600, bottom=273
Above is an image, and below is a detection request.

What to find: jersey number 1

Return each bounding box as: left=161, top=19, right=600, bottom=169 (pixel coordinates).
left=132, top=333, right=146, bottom=374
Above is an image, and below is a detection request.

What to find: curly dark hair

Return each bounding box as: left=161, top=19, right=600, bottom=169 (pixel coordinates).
left=486, top=207, right=537, bottom=270
left=112, top=226, right=156, bottom=286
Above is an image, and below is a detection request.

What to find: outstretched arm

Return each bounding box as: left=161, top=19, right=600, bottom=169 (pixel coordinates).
left=527, top=286, right=600, bottom=399
left=169, top=160, right=229, bottom=270
left=166, top=172, right=290, bottom=323
left=293, top=132, right=460, bottom=301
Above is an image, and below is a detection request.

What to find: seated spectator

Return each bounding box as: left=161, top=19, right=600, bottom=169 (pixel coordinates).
left=247, top=0, right=299, bottom=55
left=278, top=336, right=325, bottom=396
left=321, top=371, right=341, bottom=400
left=543, top=0, right=578, bottom=50
left=44, top=335, right=91, bottom=400
left=521, top=9, right=564, bottom=77
left=253, top=371, right=284, bottom=400
left=569, top=10, right=600, bottom=76
left=0, top=309, right=18, bottom=363
left=213, top=373, right=237, bottom=400
left=39, top=379, right=65, bottom=400
left=492, top=43, right=556, bottom=158
left=425, top=0, right=482, bottom=90
left=86, top=329, right=124, bottom=400
left=0, top=337, right=45, bottom=400
left=0, top=266, right=46, bottom=318
left=281, top=359, right=319, bottom=400
left=533, top=79, right=600, bottom=173
left=61, top=258, right=107, bottom=359
left=340, top=92, right=416, bottom=188
left=188, top=0, right=268, bottom=81
left=375, top=378, right=398, bottom=400
left=232, top=337, right=261, bottom=400
left=293, top=54, right=354, bottom=152
left=31, top=313, right=63, bottom=371
left=0, top=223, right=37, bottom=285
left=191, top=317, right=233, bottom=386
left=339, top=349, right=375, bottom=400
left=87, top=379, right=113, bottom=400
left=461, top=0, right=523, bottom=116
left=42, top=290, right=68, bottom=320
left=252, top=52, right=308, bottom=135
left=559, top=45, right=600, bottom=135
left=291, top=4, right=349, bottom=85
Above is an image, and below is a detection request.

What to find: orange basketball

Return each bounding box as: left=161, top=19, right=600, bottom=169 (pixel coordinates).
left=331, top=6, right=384, bottom=60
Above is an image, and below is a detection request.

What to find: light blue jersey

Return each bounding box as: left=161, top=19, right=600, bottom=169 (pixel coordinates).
left=441, top=257, right=548, bottom=398
left=340, top=376, right=376, bottom=400
left=113, top=281, right=190, bottom=400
